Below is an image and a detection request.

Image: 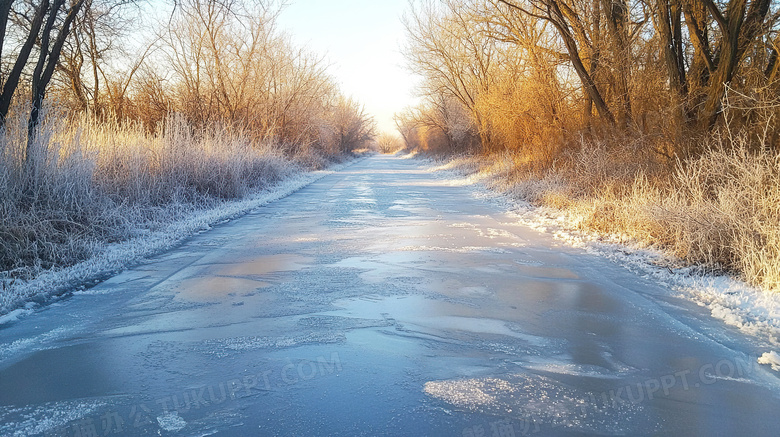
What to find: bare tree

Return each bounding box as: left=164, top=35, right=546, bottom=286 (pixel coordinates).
left=56, top=0, right=150, bottom=118
left=325, top=97, right=376, bottom=153
left=403, top=0, right=499, bottom=149
left=496, top=0, right=616, bottom=125
left=654, top=0, right=774, bottom=126
left=0, top=0, right=88, bottom=166
left=156, top=0, right=373, bottom=154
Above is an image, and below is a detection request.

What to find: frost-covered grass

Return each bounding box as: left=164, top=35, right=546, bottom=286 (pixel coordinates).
left=0, top=112, right=357, bottom=316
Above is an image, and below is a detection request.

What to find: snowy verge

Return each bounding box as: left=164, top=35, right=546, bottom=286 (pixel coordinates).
left=0, top=157, right=364, bottom=320
left=423, top=156, right=780, bottom=372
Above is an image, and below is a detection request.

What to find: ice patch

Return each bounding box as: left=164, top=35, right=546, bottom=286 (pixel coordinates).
left=397, top=245, right=510, bottom=254
left=424, top=373, right=657, bottom=434
left=157, top=412, right=187, bottom=431
left=758, top=351, right=780, bottom=371
left=700, top=373, right=755, bottom=384
left=201, top=332, right=346, bottom=358
left=0, top=326, right=70, bottom=362
left=521, top=362, right=626, bottom=380
left=517, top=349, right=638, bottom=379
left=0, top=398, right=112, bottom=436
left=297, top=315, right=392, bottom=330
left=449, top=222, right=478, bottom=229
left=459, top=286, right=491, bottom=297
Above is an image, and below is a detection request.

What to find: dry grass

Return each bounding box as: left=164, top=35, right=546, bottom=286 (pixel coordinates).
left=0, top=111, right=340, bottom=280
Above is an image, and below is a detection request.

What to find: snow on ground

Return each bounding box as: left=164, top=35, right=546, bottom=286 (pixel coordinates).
left=0, top=157, right=364, bottom=321
left=423, top=155, right=780, bottom=372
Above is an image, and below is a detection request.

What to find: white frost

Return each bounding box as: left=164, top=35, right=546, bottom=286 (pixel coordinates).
left=758, top=351, right=780, bottom=371
left=157, top=412, right=187, bottom=432
left=0, top=399, right=110, bottom=437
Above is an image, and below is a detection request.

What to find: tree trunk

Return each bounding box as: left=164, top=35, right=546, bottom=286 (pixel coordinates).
left=549, top=1, right=615, bottom=125
left=0, top=0, right=50, bottom=128
left=655, top=0, right=686, bottom=98
left=605, top=0, right=633, bottom=127
left=700, top=0, right=771, bottom=127
left=682, top=0, right=712, bottom=90
left=27, top=0, right=87, bottom=159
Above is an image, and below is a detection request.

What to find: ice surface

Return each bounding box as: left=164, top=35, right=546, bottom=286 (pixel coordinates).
left=2, top=155, right=779, bottom=436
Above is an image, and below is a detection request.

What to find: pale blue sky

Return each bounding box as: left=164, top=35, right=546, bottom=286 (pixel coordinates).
left=276, top=0, right=419, bottom=134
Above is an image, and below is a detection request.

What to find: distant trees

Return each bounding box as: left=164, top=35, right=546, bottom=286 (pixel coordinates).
left=1, top=0, right=375, bottom=158
left=400, top=0, right=780, bottom=159
left=403, top=0, right=499, bottom=149
left=325, top=96, right=376, bottom=153
left=376, top=131, right=404, bottom=153
left=120, top=0, right=374, bottom=154
left=145, top=0, right=374, bottom=154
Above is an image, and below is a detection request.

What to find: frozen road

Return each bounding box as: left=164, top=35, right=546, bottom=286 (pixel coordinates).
left=2, top=155, right=780, bottom=436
